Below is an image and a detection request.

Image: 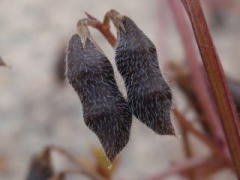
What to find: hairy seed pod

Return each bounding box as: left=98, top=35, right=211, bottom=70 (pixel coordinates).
left=108, top=10, right=175, bottom=135
left=66, top=20, right=132, bottom=161
left=26, top=149, right=53, bottom=180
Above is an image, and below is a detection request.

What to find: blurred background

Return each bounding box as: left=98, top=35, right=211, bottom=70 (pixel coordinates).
left=0, top=0, right=240, bottom=179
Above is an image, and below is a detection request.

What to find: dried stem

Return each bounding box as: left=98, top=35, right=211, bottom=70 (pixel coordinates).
left=173, top=109, right=231, bottom=165
left=51, top=169, right=90, bottom=180
left=47, top=145, right=103, bottom=180
left=85, top=12, right=116, bottom=47
left=180, top=125, right=193, bottom=159
left=179, top=123, right=196, bottom=180
left=147, top=155, right=213, bottom=180
left=167, top=0, right=226, bottom=148
left=180, top=0, right=240, bottom=176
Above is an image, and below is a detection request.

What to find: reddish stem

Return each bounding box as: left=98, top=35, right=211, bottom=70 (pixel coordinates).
left=173, top=109, right=231, bottom=165
left=180, top=0, right=240, bottom=176
left=147, top=156, right=212, bottom=180
left=167, top=0, right=226, bottom=148
left=85, top=12, right=116, bottom=47
left=47, top=145, right=103, bottom=180
left=179, top=123, right=196, bottom=180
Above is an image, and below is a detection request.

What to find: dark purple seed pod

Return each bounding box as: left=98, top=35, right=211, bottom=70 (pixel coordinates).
left=26, top=149, right=53, bottom=180
left=108, top=10, right=175, bottom=135
left=66, top=20, right=132, bottom=161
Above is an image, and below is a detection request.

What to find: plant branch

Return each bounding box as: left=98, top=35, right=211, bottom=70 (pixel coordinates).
left=146, top=155, right=213, bottom=180
left=173, top=109, right=231, bottom=165
left=50, top=169, right=91, bottom=180
left=47, top=145, right=103, bottom=180
left=167, top=0, right=226, bottom=148
left=85, top=12, right=116, bottom=47
left=178, top=122, right=196, bottom=180
left=180, top=0, right=240, bottom=176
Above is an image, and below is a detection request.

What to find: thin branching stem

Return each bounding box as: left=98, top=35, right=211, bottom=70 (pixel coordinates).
left=167, top=0, right=226, bottom=148
left=178, top=122, right=196, bottom=180
left=85, top=12, right=116, bottom=47
left=173, top=109, right=231, bottom=166
left=180, top=0, right=240, bottom=176
left=147, top=155, right=214, bottom=180
left=47, top=145, right=104, bottom=180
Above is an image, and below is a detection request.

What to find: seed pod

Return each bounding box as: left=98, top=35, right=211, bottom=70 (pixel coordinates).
left=26, top=148, right=53, bottom=180
left=108, top=10, right=175, bottom=135
left=66, top=20, right=132, bottom=161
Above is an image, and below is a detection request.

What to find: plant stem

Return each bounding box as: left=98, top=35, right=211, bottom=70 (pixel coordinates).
left=85, top=12, right=116, bottom=47
left=167, top=0, right=226, bottom=147
left=181, top=0, right=240, bottom=176
left=178, top=122, right=196, bottom=180
left=173, top=109, right=231, bottom=165
left=47, top=145, right=103, bottom=180
left=147, top=155, right=212, bottom=180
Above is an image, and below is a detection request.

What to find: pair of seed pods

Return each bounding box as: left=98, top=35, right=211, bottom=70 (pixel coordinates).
left=66, top=10, right=175, bottom=161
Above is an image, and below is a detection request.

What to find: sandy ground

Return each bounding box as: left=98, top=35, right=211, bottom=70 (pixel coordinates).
left=0, top=0, right=240, bottom=179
